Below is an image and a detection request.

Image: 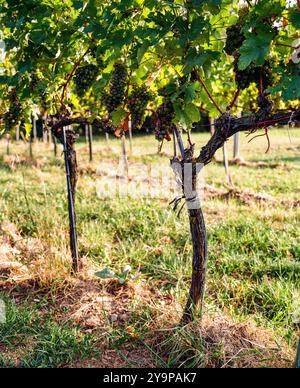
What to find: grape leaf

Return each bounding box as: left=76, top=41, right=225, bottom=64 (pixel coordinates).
left=289, top=8, right=300, bottom=29
left=185, top=103, right=200, bottom=123
left=189, top=16, right=206, bottom=40
left=111, top=108, right=127, bottom=126
left=238, top=31, right=274, bottom=70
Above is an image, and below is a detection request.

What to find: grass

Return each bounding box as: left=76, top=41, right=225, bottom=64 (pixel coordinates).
left=0, top=128, right=299, bottom=368
left=0, top=294, right=97, bottom=368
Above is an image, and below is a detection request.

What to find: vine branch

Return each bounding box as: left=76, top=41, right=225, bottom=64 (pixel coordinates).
left=60, top=47, right=91, bottom=107
left=197, top=108, right=300, bottom=165
left=193, top=70, right=223, bottom=115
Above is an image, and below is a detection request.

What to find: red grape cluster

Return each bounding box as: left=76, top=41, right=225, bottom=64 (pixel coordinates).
left=4, top=90, right=23, bottom=130
left=128, top=85, right=152, bottom=129
left=155, top=100, right=175, bottom=141
left=224, top=24, right=245, bottom=56
left=74, top=64, right=99, bottom=97
left=103, top=62, right=127, bottom=113
left=234, top=55, right=275, bottom=91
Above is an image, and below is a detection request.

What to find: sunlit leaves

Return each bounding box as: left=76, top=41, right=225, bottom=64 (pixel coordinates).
left=289, top=7, right=300, bottom=29
left=184, top=48, right=220, bottom=73
left=270, top=63, right=300, bottom=101
left=0, top=0, right=299, bottom=132
left=238, top=30, right=275, bottom=70
left=111, top=107, right=127, bottom=126
left=250, top=0, right=285, bottom=20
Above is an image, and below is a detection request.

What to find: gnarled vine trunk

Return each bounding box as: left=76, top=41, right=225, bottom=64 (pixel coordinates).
left=173, top=126, right=208, bottom=323
left=182, top=206, right=207, bottom=322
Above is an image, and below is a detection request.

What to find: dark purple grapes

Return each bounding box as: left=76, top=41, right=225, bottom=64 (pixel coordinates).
left=224, top=24, right=245, bottom=56
left=103, top=62, right=127, bottom=113
left=74, top=64, right=99, bottom=97
left=155, top=100, right=175, bottom=141
left=234, top=55, right=275, bottom=91
left=4, top=90, right=23, bottom=130
left=128, top=85, right=152, bottom=129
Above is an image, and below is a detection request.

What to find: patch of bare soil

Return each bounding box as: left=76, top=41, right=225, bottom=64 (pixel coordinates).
left=216, top=157, right=291, bottom=171
left=0, top=221, right=69, bottom=290
left=205, top=185, right=300, bottom=208
left=77, top=164, right=97, bottom=176
left=51, top=271, right=167, bottom=331
left=3, top=155, right=45, bottom=169
left=201, top=314, right=292, bottom=368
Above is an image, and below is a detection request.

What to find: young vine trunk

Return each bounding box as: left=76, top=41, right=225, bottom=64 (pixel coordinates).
left=173, top=126, right=208, bottom=323
left=182, top=207, right=207, bottom=322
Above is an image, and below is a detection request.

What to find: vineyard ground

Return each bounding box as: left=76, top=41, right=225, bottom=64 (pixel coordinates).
left=0, top=128, right=299, bottom=368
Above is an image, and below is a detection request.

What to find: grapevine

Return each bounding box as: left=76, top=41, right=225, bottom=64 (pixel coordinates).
left=74, top=64, right=99, bottom=97
left=234, top=56, right=276, bottom=91
left=91, top=47, right=106, bottom=69
left=224, top=24, right=245, bottom=56
left=155, top=99, right=175, bottom=141
left=4, top=90, right=23, bottom=130
left=0, top=0, right=299, bottom=339
left=103, top=62, right=127, bottom=113
left=128, top=85, right=153, bottom=129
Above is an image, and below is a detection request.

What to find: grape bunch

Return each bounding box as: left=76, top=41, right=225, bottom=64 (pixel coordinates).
left=105, top=124, right=116, bottom=134
left=103, top=62, right=127, bottom=113
left=96, top=118, right=116, bottom=134
left=4, top=91, right=23, bottom=130
left=102, top=123, right=116, bottom=134
left=155, top=100, right=175, bottom=142
left=128, top=86, right=152, bottom=129
left=140, top=115, right=156, bottom=133
left=74, top=64, right=99, bottom=97
left=224, top=24, right=245, bottom=56
left=234, top=55, right=276, bottom=91
left=234, top=59, right=257, bottom=90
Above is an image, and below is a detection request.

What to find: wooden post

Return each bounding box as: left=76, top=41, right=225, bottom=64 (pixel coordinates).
left=53, top=135, right=57, bottom=157
left=223, top=143, right=233, bottom=186
left=29, top=131, right=33, bottom=158
left=173, top=130, right=178, bottom=157
left=62, top=127, right=80, bottom=273
left=32, top=116, right=37, bottom=142
left=6, top=134, right=10, bottom=155
left=42, top=120, right=48, bottom=143
left=233, top=132, right=240, bottom=160
left=16, top=125, right=20, bottom=143
left=105, top=132, right=109, bottom=146
left=88, top=124, right=93, bottom=162
left=295, top=337, right=300, bottom=368
left=128, top=120, right=133, bottom=155
left=121, top=133, right=129, bottom=176
left=85, top=124, right=89, bottom=144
